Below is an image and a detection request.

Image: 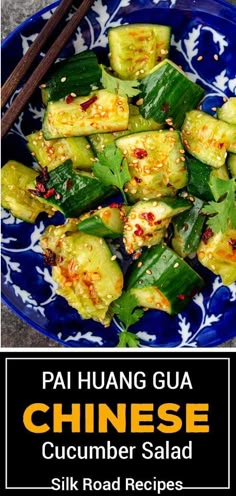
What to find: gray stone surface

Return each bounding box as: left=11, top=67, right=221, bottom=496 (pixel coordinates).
left=1, top=0, right=236, bottom=348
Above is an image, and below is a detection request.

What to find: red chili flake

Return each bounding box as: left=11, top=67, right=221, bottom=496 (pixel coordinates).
left=43, top=248, right=56, bottom=266
left=161, top=101, right=170, bottom=113
left=218, top=142, right=224, bottom=149
left=177, top=294, right=185, bottom=300
left=109, top=202, right=120, bottom=208
left=167, top=183, right=172, bottom=187
left=229, top=238, right=236, bottom=250
left=156, top=56, right=162, bottom=63
left=80, top=95, right=98, bottom=112
left=202, top=227, right=214, bottom=244
left=66, top=94, right=75, bottom=104
left=154, top=220, right=162, bottom=225
left=134, top=148, right=148, bottom=159
left=134, top=224, right=144, bottom=236
left=134, top=176, right=142, bottom=183
left=44, top=188, right=55, bottom=199
left=28, top=188, right=41, bottom=197
left=141, top=212, right=155, bottom=223
left=35, top=182, right=46, bottom=194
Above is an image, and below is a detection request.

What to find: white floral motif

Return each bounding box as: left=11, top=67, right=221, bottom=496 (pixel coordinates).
left=172, top=24, right=232, bottom=100
left=58, top=331, right=104, bottom=345
left=176, top=277, right=236, bottom=347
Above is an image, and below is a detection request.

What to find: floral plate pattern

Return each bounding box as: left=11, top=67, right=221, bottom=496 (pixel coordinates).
left=1, top=0, right=236, bottom=347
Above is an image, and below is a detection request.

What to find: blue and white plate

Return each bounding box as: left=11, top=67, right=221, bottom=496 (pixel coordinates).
left=1, top=0, right=236, bottom=347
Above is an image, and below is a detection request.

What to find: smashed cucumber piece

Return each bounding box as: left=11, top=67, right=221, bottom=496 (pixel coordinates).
left=43, top=89, right=129, bottom=139
left=40, top=222, right=124, bottom=326
left=27, top=131, right=95, bottom=170
left=108, top=24, right=171, bottom=80
left=1, top=161, right=54, bottom=223
left=123, top=197, right=191, bottom=254
left=126, top=243, right=204, bottom=315
left=78, top=205, right=128, bottom=238
left=116, top=130, right=188, bottom=202
left=181, top=110, right=236, bottom=167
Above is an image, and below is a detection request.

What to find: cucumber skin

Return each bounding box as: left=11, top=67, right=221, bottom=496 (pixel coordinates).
left=139, top=60, right=204, bottom=129
left=78, top=215, right=121, bottom=238
left=186, top=157, right=214, bottom=201
left=42, top=51, right=102, bottom=104
left=126, top=244, right=204, bottom=314
left=34, top=160, right=113, bottom=218
left=172, top=197, right=205, bottom=258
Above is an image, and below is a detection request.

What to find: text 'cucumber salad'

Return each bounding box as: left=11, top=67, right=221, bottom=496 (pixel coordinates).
left=2, top=23, right=236, bottom=346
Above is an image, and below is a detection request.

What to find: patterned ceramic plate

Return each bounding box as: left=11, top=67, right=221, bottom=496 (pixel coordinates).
left=1, top=0, right=236, bottom=347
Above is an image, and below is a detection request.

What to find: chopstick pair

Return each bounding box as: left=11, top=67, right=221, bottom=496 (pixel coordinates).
left=1, top=0, right=95, bottom=139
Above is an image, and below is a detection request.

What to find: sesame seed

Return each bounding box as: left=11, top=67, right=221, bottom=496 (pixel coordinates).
left=211, top=107, right=217, bottom=111
left=179, top=149, right=185, bottom=154
left=223, top=97, right=227, bottom=102
left=99, top=239, right=103, bottom=244
left=146, top=269, right=152, bottom=275
left=61, top=77, right=67, bottom=83
left=40, top=83, right=46, bottom=88
left=138, top=279, right=143, bottom=284
left=97, top=206, right=102, bottom=210
left=189, top=196, right=195, bottom=202
left=107, top=294, right=113, bottom=299
left=152, top=201, right=157, bottom=206
left=214, top=54, right=219, bottom=61
left=136, top=98, right=144, bottom=106
left=85, top=144, right=91, bottom=149
left=211, top=265, right=216, bottom=270
left=174, top=262, right=179, bottom=268
left=197, top=55, right=203, bottom=61
left=70, top=92, right=77, bottom=97
left=111, top=255, right=117, bottom=261
left=137, top=261, right=143, bottom=268
left=92, top=85, right=98, bottom=90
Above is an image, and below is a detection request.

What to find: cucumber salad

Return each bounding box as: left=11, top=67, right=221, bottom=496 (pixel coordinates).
left=2, top=23, right=236, bottom=342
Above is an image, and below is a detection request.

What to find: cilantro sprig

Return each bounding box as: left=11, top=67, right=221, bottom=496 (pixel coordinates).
left=92, top=144, right=131, bottom=203
left=202, top=177, right=236, bottom=233
left=101, top=66, right=140, bottom=98
left=113, top=291, right=144, bottom=348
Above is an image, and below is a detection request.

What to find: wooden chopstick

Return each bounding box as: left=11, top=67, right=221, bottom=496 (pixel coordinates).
left=1, top=0, right=75, bottom=109
left=1, top=0, right=95, bottom=139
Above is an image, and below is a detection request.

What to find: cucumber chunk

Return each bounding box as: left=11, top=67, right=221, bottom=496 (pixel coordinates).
left=139, top=59, right=204, bottom=128
left=29, top=160, right=113, bottom=218
left=78, top=205, right=128, bottom=238
left=1, top=161, right=54, bottom=223
left=116, top=130, right=188, bottom=202
left=43, top=89, right=129, bottom=139
left=41, top=50, right=102, bottom=104
left=126, top=244, right=204, bottom=315
left=108, top=24, right=171, bottom=80
left=217, top=97, right=236, bottom=125
left=40, top=222, right=123, bottom=325
left=172, top=197, right=205, bottom=258
left=27, top=131, right=95, bottom=170
left=181, top=110, right=232, bottom=167
left=197, top=228, right=236, bottom=285
left=123, top=197, right=191, bottom=254
left=187, top=157, right=229, bottom=201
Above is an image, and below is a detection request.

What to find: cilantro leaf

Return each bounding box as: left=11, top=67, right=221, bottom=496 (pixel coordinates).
left=113, top=291, right=144, bottom=331
left=202, top=177, right=236, bottom=232
left=117, top=331, right=140, bottom=348
left=92, top=144, right=131, bottom=203
left=101, top=66, right=140, bottom=98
